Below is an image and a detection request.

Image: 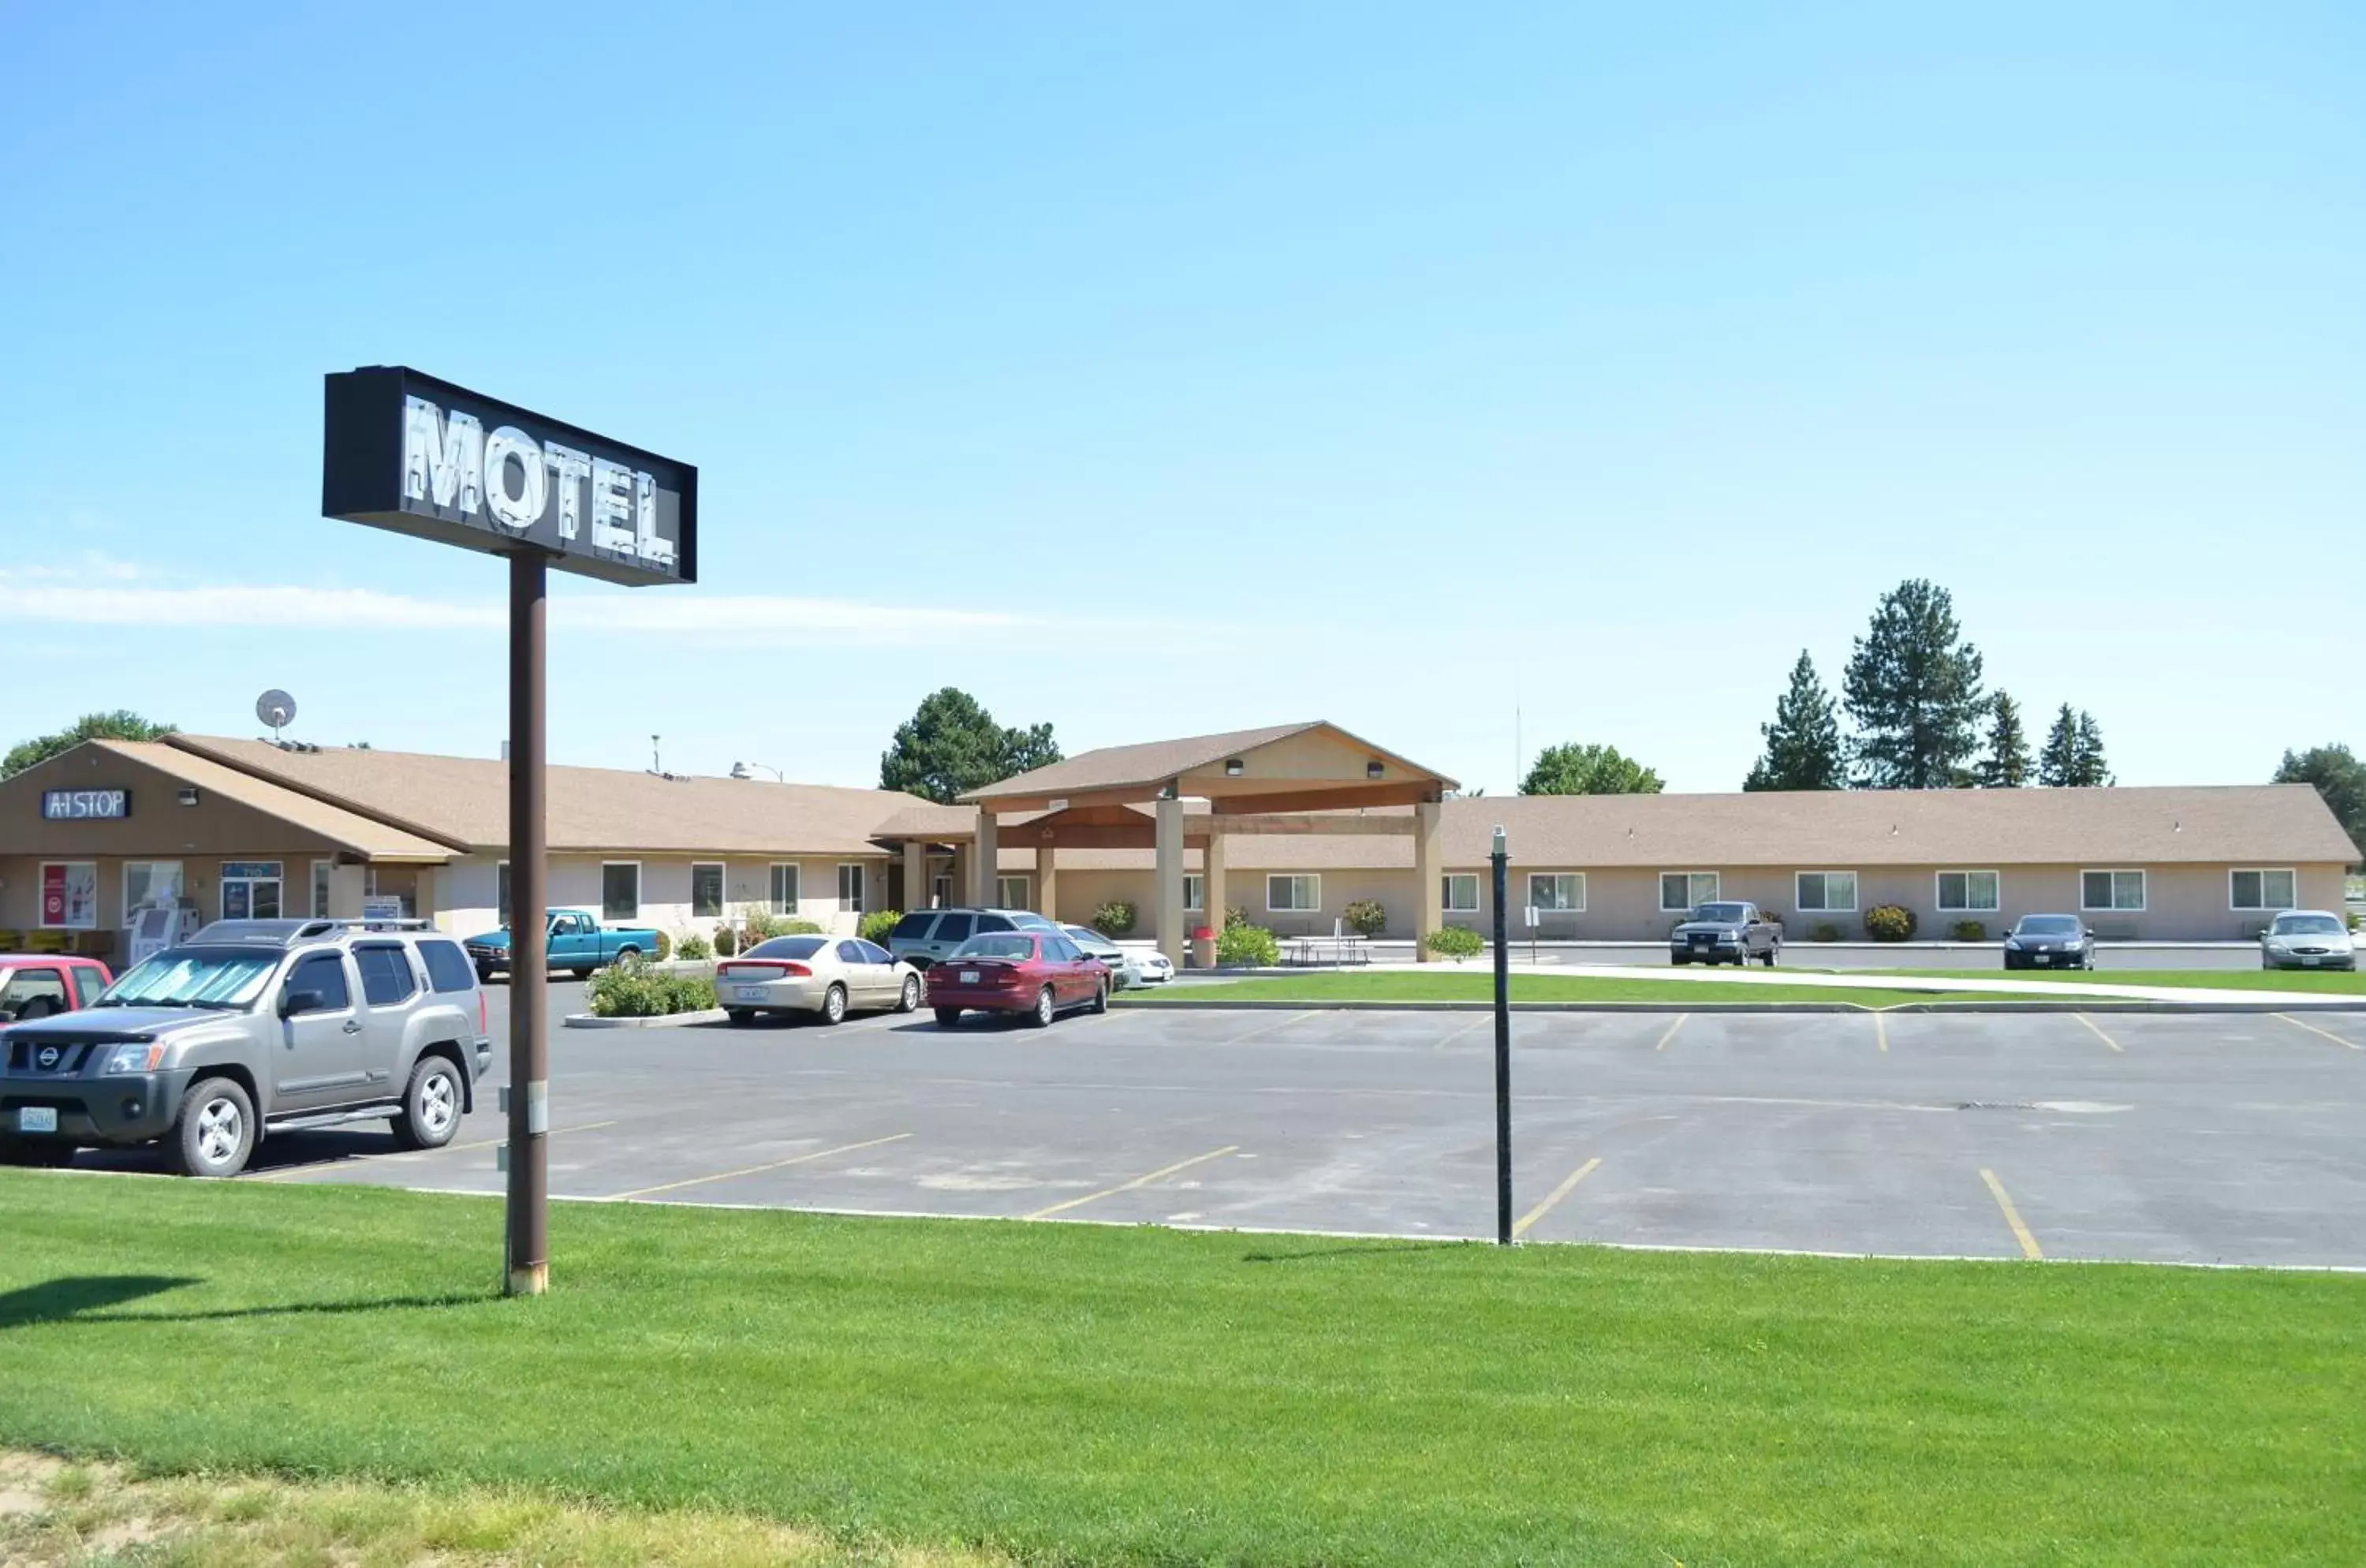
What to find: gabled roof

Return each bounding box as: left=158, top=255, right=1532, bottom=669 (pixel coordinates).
left=960, top=721, right=1457, bottom=804
left=167, top=736, right=928, bottom=857
left=55, top=741, right=457, bottom=861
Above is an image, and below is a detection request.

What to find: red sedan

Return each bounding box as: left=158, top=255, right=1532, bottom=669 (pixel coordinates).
left=927, top=931, right=1110, bottom=1029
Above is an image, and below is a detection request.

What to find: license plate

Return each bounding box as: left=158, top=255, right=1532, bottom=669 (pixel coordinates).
left=734, top=986, right=767, bottom=1001
left=960, top=970, right=980, bottom=984
left=17, top=1107, right=58, bottom=1134
left=2303, top=956, right=2323, bottom=966
left=2034, top=954, right=2050, bottom=965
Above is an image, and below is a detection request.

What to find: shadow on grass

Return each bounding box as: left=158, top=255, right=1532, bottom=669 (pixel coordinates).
left=1241, top=1241, right=1472, bottom=1265
left=0, top=1275, right=497, bottom=1329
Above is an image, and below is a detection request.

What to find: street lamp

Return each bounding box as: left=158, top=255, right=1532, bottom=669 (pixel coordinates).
left=1491, top=825, right=1511, bottom=1244
left=731, top=761, right=786, bottom=781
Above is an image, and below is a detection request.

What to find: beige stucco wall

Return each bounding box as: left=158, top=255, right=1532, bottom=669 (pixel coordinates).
left=428, top=853, right=896, bottom=940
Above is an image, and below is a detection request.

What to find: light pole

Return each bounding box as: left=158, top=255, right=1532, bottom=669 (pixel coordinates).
left=731, top=761, right=786, bottom=782
left=1491, top=825, right=1512, bottom=1245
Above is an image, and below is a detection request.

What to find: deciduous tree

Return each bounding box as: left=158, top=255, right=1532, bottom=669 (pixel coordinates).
left=2272, top=744, right=2366, bottom=865
left=879, top=688, right=1062, bottom=804
left=1521, top=742, right=1663, bottom=796
left=3, top=711, right=177, bottom=778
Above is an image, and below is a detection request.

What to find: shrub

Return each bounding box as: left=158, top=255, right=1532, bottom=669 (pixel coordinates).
left=859, top=909, right=902, bottom=945
left=1342, top=900, right=1388, bottom=939
left=782, top=919, right=824, bottom=935
left=651, top=930, right=674, bottom=961
left=1222, top=905, right=1248, bottom=930
left=1864, top=905, right=1917, bottom=942
left=1950, top=920, right=1987, bottom=943
left=1809, top=922, right=1842, bottom=943
left=742, top=910, right=799, bottom=943
left=588, top=959, right=717, bottom=1017
left=712, top=924, right=738, bottom=958
left=1424, top=925, right=1484, bottom=961
left=1215, top=923, right=1281, bottom=967
left=673, top=931, right=712, bottom=961
left=1091, top=902, right=1137, bottom=938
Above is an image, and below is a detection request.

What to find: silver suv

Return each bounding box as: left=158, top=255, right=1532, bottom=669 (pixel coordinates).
left=0, top=918, right=491, bottom=1178
left=885, top=907, right=1058, bottom=969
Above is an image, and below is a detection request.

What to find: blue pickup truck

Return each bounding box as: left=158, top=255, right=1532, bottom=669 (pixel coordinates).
left=465, top=909, right=666, bottom=981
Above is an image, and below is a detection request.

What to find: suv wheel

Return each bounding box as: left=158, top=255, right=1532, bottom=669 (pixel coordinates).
left=1027, top=986, right=1056, bottom=1029
left=171, top=1077, right=256, bottom=1178
left=392, top=1056, right=464, bottom=1151
left=821, top=984, right=848, bottom=1025
left=897, top=973, right=922, bottom=1014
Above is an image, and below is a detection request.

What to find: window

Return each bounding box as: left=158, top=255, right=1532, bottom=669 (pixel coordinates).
left=856, top=939, right=892, bottom=965
left=836, top=940, right=867, bottom=964
left=1936, top=871, right=2000, bottom=913
left=1184, top=875, right=1205, bottom=912
left=2230, top=869, right=2297, bottom=912
left=935, top=913, right=977, bottom=942
left=1046, top=933, right=1083, bottom=962
left=124, top=861, right=184, bottom=915
left=2081, top=869, right=2146, bottom=912
left=0, top=968, right=69, bottom=1020
left=1267, top=875, right=1321, bottom=913
left=769, top=863, right=801, bottom=915
left=497, top=861, right=512, bottom=923
left=1442, top=874, right=1480, bottom=913
left=1794, top=872, right=1858, bottom=913
left=285, top=953, right=351, bottom=1014
left=975, top=913, right=1013, bottom=934
left=1659, top=872, right=1719, bottom=912
left=38, top=863, right=98, bottom=929
left=1528, top=873, right=1585, bottom=912
left=220, top=861, right=283, bottom=921
left=838, top=864, right=866, bottom=913
left=997, top=875, right=1032, bottom=909
left=601, top=863, right=640, bottom=920
left=417, top=939, right=476, bottom=993
left=692, top=862, right=725, bottom=918
left=354, top=944, right=417, bottom=1006
left=311, top=861, right=332, bottom=918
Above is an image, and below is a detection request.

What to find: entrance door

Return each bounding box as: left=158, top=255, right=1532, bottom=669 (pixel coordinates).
left=222, top=861, right=285, bottom=920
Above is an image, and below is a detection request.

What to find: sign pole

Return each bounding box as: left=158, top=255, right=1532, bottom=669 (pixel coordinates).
left=1491, top=826, right=1512, bottom=1245
left=506, top=548, right=550, bottom=1296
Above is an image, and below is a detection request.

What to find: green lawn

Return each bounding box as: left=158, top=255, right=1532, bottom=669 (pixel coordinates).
left=1826, top=966, right=2366, bottom=994
left=3, top=1175, right=2360, bottom=1565
left=1128, top=972, right=2015, bottom=1007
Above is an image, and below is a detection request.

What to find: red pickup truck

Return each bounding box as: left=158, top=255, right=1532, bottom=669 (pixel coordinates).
left=0, top=954, right=114, bottom=1021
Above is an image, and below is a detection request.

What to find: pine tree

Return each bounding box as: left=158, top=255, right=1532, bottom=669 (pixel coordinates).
left=1973, top=693, right=2032, bottom=788
left=2036, top=704, right=2080, bottom=786
left=2071, top=711, right=2113, bottom=786
left=1841, top=580, right=1987, bottom=789
left=879, top=688, right=1062, bottom=803
left=1742, top=651, right=1845, bottom=791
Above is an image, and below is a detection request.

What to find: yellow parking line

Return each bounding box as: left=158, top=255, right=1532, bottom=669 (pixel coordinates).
left=609, top=1132, right=912, bottom=1201
left=1435, top=1015, right=1493, bottom=1051
left=1026, top=1144, right=1240, bottom=1220
left=1224, top=1010, right=1322, bottom=1045
left=2275, top=1013, right=2364, bottom=1051
left=1653, top=1015, right=1688, bottom=1052
left=2073, top=1014, right=2124, bottom=1053
left=1979, top=1168, right=2043, bottom=1260
left=1512, top=1156, right=1602, bottom=1239
left=245, top=1119, right=621, bottom=1181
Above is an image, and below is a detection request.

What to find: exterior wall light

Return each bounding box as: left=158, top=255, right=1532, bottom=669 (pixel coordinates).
left=176, top=787, right=200, bottom=807
left=1225, top=759, right=1245, bottom=776
left=1367, top=760, right=1386, bottom=778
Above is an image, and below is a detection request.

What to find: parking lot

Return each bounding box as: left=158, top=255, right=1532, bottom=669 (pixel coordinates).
left=79, top=987, right=2366, bottom=1268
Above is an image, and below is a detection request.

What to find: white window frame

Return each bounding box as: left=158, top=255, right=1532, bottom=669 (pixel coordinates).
left=1528, top=872, right=1585, bottom=913
left=690, top=861, right=726, bottom=920
left=310, top=860, right=331, bottom=918
left=2228, top=868, right=2297, bottom=913
left=2081, top=868, right=2146, bottom=913
left=1935, top=870, right=2001, bottom=913
left=218, top=861, right=285, bottom=922
left=1442, top=873, right=1480, bottom=913
left=1659, top=872, right=1719, bottom=913
left=123, top=861, right=185, bottom=916
left=1267, top=874, right=1321, bottom=913
left=769, top=862, right=801, bottom=915
left=600, top=861, right=642, bottom=921
left=930, top=873, right=953, bottom=909
left=996, top=875, right=1032, bottom=909
left=38, top=861, right=99, bottom=930
left=1793, top=871, right=1858, bottom=913
left=837, top=863, right=867, bottom=913
left=1184, top=874, right=1205, bottom=912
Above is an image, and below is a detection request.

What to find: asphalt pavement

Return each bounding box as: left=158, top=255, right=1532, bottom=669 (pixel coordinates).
left=197, top=989, right=2366, bottom=1269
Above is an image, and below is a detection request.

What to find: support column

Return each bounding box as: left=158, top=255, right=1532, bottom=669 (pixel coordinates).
left=972, top=808, right=998, bottom=906
left=1035, top=839, right=1058, bottom=920
left=1155, top=795, right=1185, bottom=967
left=903, top=840, right=928, bottom=911
left=1413, top=799, right=1443, bottom=961
left=506, top=549, right=550, bottom=1297
left=327, top=864, right=367, bottom=918
left=1193, top=830, right=1226, bottom=969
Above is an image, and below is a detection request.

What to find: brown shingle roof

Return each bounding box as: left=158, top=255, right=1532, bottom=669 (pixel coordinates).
left=86, top=741, right=458, bottom=861
left=169, top=736, right=929, bottom=857
left=960, top=722, right=1323, bottom=802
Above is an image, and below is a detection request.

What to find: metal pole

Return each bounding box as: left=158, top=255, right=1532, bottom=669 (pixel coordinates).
left=506, top=550, right=550, bottom=1296
left=1491, top=826, right=1511, bottom=1245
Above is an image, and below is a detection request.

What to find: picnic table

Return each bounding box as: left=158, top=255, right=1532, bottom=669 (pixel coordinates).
left=1279, top=935, right=1373, bottom=967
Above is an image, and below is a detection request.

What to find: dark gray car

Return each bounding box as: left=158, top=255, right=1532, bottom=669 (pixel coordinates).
left=1669, top=902, right=1782, bottom=966
left=0, top=918, right=491, bottom=1178
left=2003, top=913, right=2095, bottom=970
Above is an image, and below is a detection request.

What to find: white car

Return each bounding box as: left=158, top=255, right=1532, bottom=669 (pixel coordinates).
left=1129, top=947, right=1175, bottom=984
left=1060, top=924, right=1140, bottom=990
left=2260, top=910, right=2357, bottom=972
left=716, top=934, right=924, bottom=1024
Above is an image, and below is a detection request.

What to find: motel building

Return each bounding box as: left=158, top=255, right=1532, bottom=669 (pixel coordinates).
left=1, top=724, right=2355, bottom=969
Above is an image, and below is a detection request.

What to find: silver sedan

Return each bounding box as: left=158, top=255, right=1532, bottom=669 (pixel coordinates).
left=716, top=935, right=923, bottom=1025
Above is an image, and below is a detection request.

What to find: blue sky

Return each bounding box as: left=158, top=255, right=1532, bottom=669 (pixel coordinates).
left=4, top=3, right=2358, bottom=793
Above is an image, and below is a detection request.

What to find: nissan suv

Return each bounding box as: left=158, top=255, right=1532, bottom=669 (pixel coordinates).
left=0, top=918, right=492, bottom=1178
left=886, top=907, right=1058, bottom=969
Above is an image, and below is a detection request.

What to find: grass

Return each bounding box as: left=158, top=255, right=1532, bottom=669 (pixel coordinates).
left=1128, top=972, right=2017, bottom=1007
left=3, top=1174, right=2362, bottom=1566
left=1829, top=966, right=2366, bottom=994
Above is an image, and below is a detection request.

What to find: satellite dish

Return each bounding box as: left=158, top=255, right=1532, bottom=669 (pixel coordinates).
left=256, top=689, right=297, bottom=740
